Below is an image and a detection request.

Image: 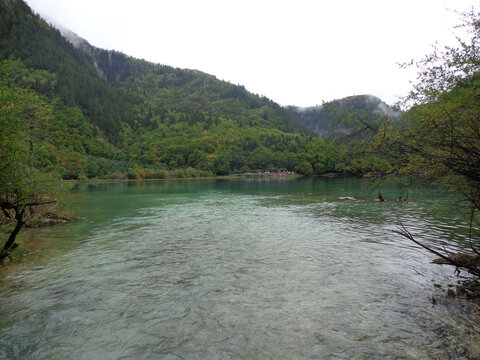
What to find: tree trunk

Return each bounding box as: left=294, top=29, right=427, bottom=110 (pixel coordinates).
left=0, top=209, right=25, bottom=262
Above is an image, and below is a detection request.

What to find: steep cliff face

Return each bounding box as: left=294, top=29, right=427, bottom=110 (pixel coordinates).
left=57, top=28, right=108, bottom=80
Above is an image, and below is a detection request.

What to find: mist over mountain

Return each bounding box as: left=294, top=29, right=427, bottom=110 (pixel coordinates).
left=287, top=95, right=401, bottom=138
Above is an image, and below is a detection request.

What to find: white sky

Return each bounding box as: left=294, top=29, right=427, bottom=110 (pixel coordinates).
left=25, top=0, right=478, bottom=107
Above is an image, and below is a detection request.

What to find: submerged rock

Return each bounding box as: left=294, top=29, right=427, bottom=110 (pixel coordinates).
left=338, top=196, right=357, bottom=201
left=456, top=285, right=466, bottom=295
left=26, top=212, right=75, bottom=228
left=432, top=253, right=480, bottom=267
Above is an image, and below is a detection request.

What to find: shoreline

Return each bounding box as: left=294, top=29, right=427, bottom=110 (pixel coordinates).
left=69, top=173, right=306, bottom=185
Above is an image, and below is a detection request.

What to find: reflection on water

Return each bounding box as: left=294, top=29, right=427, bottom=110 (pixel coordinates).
left=1, top=178, right=479, bottom=359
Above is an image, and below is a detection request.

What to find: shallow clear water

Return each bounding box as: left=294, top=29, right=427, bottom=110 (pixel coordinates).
left=1, top=177, right=479, bottom=359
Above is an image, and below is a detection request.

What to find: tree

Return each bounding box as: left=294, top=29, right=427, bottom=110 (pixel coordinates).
left=296, top=161, right=313, bottom=176
left=213, top=156, right=231, bottom=175
left=373, top=10, right=480, bottom=277
left=0, top=61, right=61, bottom=262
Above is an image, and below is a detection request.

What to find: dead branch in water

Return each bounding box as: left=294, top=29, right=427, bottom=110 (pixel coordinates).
left=394, top=224, right=480, bottom=277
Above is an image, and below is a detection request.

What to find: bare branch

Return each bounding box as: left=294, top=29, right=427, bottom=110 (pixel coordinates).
left=394, top=224, right=480, bottom=277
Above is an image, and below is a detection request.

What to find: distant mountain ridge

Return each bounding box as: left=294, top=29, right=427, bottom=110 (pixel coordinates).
left=287, top=95, right=400, bottom=138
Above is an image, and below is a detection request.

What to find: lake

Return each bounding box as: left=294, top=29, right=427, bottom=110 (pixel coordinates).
left=1, top=177, right=479, bottom=359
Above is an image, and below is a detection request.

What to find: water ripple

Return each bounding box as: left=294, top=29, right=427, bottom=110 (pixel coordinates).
left=0, top=179, right=478, bottom=359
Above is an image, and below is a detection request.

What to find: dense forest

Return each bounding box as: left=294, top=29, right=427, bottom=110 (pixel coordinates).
left=0, top=0, right=392, bottom=181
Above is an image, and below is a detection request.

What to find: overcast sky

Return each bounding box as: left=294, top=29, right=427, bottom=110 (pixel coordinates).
left=25, top=0, right=478, bottom=107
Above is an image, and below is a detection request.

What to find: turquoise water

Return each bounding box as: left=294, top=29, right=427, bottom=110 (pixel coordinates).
left=0, top=177, right=479, bottom=359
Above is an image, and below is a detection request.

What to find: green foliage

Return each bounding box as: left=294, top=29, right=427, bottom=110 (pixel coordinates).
left=0, top=66, right=59, bottom=206
left=184, top=167, right=198, bottom=178
left=0, top=65, right=65, bottom=260
left=287, top=95, right=400, bottom=138
left=364, top=11, right=480, bottom=249
left=0, top=0, right=140, bottom=140
left=296, top=161, right=313, bottom=176
left=173, top=169, right=186, bottom=179
left=0, top=0, right=390, bottom=182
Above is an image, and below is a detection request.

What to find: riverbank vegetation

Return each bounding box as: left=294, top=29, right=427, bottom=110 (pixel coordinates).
left=364, top=10, right=480, bottom=297
left=0, top=70, right=66, bottom=262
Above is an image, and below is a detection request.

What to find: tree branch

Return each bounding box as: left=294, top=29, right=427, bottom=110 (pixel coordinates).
left=394, top=224, right=480, bottom=277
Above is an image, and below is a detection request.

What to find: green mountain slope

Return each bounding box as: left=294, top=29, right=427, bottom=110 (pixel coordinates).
left=1, top=0, right=388, bottom=178
left=69, top=33, right=309, bottom=136
left=0, top=0, right=139, bottom=139
left=287, top=95, right=400, bottom=138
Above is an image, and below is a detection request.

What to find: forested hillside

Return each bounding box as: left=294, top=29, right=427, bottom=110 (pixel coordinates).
left=287, top=95, right=400, bottom=138
left=0, top=0, right=391, bottom=179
